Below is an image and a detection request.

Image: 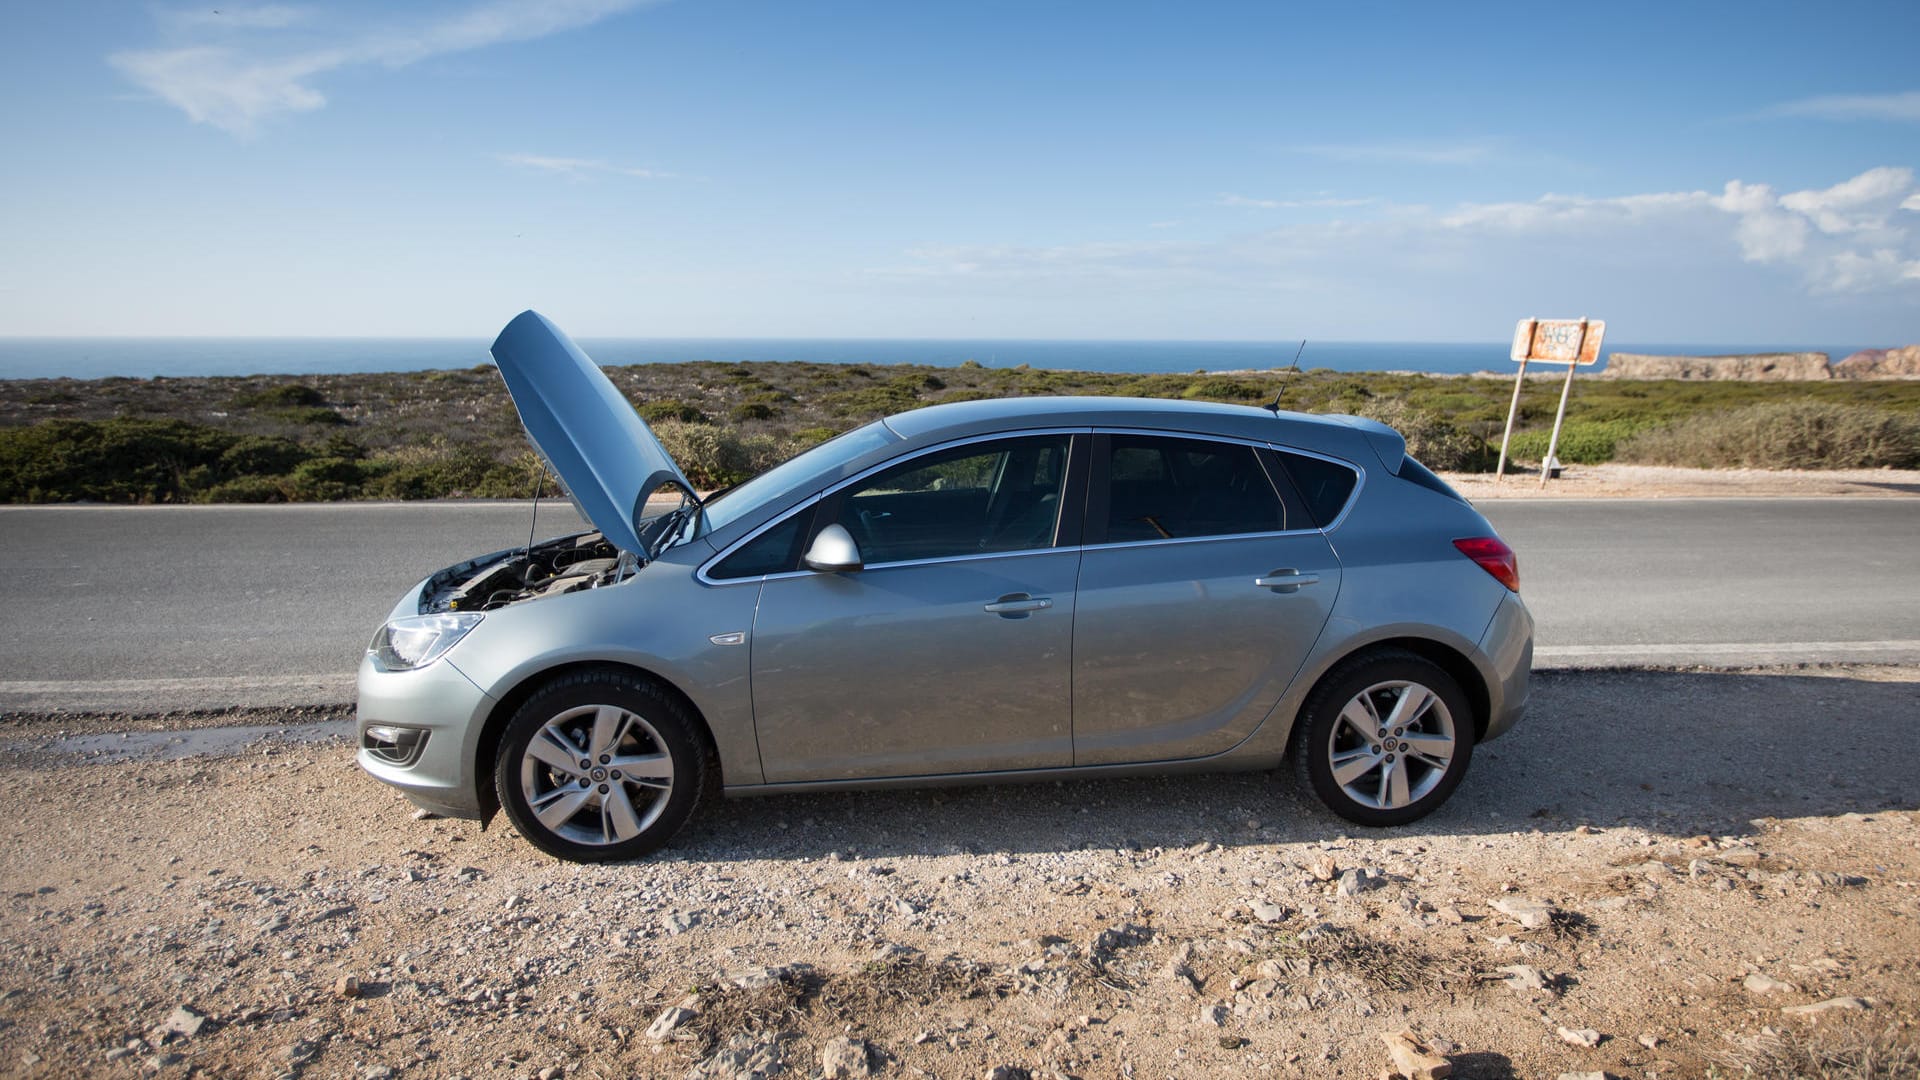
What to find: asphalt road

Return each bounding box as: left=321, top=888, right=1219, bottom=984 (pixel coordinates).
left=2, top=498, right=1915, bottom=710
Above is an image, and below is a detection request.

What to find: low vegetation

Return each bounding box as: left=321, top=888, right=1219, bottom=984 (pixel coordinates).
left=3, top=360, right=1918, bottom=502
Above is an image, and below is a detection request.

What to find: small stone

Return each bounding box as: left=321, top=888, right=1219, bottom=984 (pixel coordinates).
left=1498, top=964, right=1549, bottom=992
left=986, top=1068, right=1032, bottom=1080
left=1338, top=868, right=1383, bottom=897
left=156, top=1004, right=208, bottom=1040
left=1719, top=847, right=1761, bottom=867
left=688, top=1033, right=785, bottom=1079
left=1556, top=1026, right=1602, bottom=1048
left=1435, top=904, right=1464, bottom=925
left=1490, top=897, right=1555, bottom=930
left=333, top=974, right=361, bottom=999
left=1251, top=900, right=1289, bottom=923
left=1380, top=1028, right=1452, bottom=1079
left=411, top=808, right=437, bottom=820
left=364, top=1067, right=395, bottom=1080
left=646, top=1004, right=698, bottom=1040
left=1637, top=1034, right=1660, bottom=1050
left=1557, top=1073, right=1613, bottom=1080
left=1310, top=854, right=1338, bottom=881
left=723, top=966, right=789, bottom=990
left=819, top=1036, right=875, bottom=1078
left=537, top=1068, right=563, bottom=1080
left=662, top=910, right=698, bottom=935
left=1198, top=1003, right=1229, bottom=1027
left=1782, top=997, right=1869, bottom=1018
left=1743, top=973, right=1797, bottom=995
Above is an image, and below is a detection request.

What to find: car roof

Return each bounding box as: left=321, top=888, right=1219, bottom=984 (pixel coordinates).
left=881, top=395, right=1406, bottom=471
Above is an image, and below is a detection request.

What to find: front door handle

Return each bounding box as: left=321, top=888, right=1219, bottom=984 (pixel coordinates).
left=1254, top=570, right=1319, bottom=593
left=984, top=593, right=1052, bottom=614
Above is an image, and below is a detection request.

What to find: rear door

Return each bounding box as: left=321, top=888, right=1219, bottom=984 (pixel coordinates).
left=1071, top=431, right=1341, bottom=765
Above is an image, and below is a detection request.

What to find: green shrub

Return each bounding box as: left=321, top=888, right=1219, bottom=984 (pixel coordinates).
left=0, top=418, right=237, bottom=502
left=1180, top=377, right=1266, bottom=402
left=267, top=405, right=348, bottom=426
left=639, top=400, right=710, bottom=424
left=1616, top=402, right=1920, bottom=469
left=731, top=402, right=777, bottom=422
left=1503, top=419, right=1650, bottom=465
left=1343, top=398, right=1489, bottom=472
left=231, top=383, right=326, bottom=408
left=204, top=476, right=289, bottom=502
left=218, top=435, right=310, bottom=477
left=650, top=421, right=797, bottom=489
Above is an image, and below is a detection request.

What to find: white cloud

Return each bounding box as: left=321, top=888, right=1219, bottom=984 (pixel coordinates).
left=112, top=0, right=656, bottom=135
left=875, top=167, right=1920, bottom=300
left=499, top=153, right=668, bottom=179
left=1769, top=90, right=1920, bottom=122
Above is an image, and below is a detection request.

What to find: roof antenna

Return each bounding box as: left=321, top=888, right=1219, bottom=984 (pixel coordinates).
left=1266, top=339, right=1307, bottom=413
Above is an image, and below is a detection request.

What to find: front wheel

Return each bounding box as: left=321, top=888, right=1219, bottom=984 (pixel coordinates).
left=1295, top=650, right=1474, bottom=827
left=495, top=670, right=706, bottom=862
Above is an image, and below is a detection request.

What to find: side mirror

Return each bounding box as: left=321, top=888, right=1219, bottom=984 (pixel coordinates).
left=802, top=523, right=864, bottom=573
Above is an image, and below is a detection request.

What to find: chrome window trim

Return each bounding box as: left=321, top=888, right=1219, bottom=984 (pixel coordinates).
left=696, top=427, right=1086, bottom=586
left=1263, top=441, right=1366, bottom=533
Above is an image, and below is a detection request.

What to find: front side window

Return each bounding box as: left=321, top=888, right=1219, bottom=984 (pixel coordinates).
left=707, top=511, right=808, bottom=580
left=1101, top=434, right=1285, bottom=542
left=832, top=436, right=1070, bottom=565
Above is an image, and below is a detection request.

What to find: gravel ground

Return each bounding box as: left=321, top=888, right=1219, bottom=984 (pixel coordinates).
left=0, top=666, right=1916, bottom=1080
left=1446, top=464, right=1920, bottom=500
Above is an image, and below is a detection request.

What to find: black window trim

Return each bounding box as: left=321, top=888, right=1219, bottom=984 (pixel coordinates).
left=1266, top=443, right=1366, bottom=532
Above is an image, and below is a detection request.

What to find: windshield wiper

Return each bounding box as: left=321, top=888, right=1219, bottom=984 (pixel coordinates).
left=644, top=492, right=702, bottom=561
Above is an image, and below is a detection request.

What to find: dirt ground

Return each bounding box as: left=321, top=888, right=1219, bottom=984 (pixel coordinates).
left=0, top=666, right=1915, bottom=1079
left=1443, top=464, right=1920, bottom=500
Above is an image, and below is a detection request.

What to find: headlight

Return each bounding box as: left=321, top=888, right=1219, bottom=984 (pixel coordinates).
left=370, top=613, right=484, bottom=671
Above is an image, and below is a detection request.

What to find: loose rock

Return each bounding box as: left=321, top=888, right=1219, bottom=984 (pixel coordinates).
left=646, top=1004, right=698, bottom=1040
left=1490, top=897, right=1555, bottom=930
left=818, top=1036, right=874, bottom=1078
left=1781, top=997, right=1869, bottom=1018
left=1379, top=1028, right=1452, bottom=1079
left=334, top=974, right=361, bottom=999
left=1743, top=973, right=1796, bottom=995
left=1556, top=1026, right=1602, bottom=1048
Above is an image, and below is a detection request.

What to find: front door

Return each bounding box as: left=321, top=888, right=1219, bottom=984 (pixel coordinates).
left=751, top=434, right=1083, bottom=782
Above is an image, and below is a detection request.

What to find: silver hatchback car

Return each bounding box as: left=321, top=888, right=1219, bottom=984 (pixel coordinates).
left=357, top=312, right=1532, bottom=862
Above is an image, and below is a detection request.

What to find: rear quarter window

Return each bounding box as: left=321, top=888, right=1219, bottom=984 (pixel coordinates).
left=1273, top=450, right=1359, bottom=527
left=1399, top=455, right=1468, bottom=503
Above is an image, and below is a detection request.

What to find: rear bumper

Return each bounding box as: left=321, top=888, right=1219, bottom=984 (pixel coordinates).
left=354, top=652, right=495, bottom=819
left=1478, top=590, right=1533, bottom=742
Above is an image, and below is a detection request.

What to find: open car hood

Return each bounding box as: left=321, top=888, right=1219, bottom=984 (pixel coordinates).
left=490, top=310, right=695, bottom=555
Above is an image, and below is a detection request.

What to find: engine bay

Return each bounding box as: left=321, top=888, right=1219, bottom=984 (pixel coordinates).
left=420, top=531, right=634, bottom=613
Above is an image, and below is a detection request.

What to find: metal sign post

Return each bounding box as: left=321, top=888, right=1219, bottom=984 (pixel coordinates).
left=1495, top=318, right=1606, bottom=485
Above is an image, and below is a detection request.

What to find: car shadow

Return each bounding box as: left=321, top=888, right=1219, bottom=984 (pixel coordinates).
left=667, top=668, right=1918, bottom=863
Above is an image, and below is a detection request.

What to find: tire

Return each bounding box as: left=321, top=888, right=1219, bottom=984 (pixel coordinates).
left=1294, top=650, right=1474, bottom=827
left=495, top=670, right=706, bottom=862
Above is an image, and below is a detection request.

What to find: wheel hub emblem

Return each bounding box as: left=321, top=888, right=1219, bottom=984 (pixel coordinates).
left=590, top=767, right=607, bottom=782
left=1383, top=738, right=1399, bottom=751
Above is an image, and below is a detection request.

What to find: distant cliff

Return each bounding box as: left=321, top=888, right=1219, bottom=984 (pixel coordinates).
left=1835, top=345, right=1920, bottom=379
left=1603, top=352, right=1832, bottom=380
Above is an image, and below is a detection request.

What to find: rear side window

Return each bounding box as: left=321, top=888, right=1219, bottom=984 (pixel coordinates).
left=1101, top=434, right=1286, bottom=542
left=1274, top=450, right=1359, bottom=527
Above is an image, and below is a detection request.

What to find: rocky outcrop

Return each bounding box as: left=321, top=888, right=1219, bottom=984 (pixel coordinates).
left=1834, top=345, right=1920, bottom=379
left=1602, top=352, right=1831, bottom=381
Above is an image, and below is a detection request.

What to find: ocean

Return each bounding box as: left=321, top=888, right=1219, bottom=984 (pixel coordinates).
left=0, top=337, right=1877, bottom=381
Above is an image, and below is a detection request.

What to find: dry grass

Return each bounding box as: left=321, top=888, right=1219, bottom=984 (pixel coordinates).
left=1710, top=1022, right=1920, bottom=1080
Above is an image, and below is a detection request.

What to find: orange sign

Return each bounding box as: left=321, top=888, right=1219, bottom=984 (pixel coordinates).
left=1511, top=318, right=1605, bottom=365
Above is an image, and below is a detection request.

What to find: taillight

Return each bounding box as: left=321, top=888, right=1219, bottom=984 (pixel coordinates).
left=1453, top=536, right=1519, bottom=592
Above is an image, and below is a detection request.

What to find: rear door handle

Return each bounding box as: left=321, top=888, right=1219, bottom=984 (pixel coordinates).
left=1254, top=571, right=1319, bottom=592
left=984, top=593, right=1052, bottom=614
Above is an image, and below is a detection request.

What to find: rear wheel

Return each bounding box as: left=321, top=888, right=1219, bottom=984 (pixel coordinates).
left=495, top=671, right=705, bottom=862
left=1295, top=650, right=1473, bottom=827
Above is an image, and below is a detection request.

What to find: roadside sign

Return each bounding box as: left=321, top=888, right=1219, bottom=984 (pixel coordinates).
left=1511, top=318, right=1606, bottom=365
left=1496, top=317, right=1607, bottom=486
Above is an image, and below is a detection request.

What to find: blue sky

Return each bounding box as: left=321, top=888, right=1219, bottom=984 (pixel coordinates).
left=1, top=0, right=1917, bottom=343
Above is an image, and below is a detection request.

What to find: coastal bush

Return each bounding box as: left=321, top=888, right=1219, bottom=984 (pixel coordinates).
left=1180, top=377, right=1267, bottom=402
left=1616, top=402, right=1920, bottom=469
left=231, top=383, right=326, bottom=409
left=639, top=400, right=710, bottom=424
left=651, top=421, right=796, bottom=489
left=731, top=402, right=777, bottom=422
left=1347, top=399, right=1489, bottom=472
left=0, top=418, right=237, bottom=502
left=1503, top=419, right=1650, bottom=465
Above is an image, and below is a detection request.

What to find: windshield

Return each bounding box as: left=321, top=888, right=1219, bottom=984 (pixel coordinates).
left=698, top=421, right=899, bottom=534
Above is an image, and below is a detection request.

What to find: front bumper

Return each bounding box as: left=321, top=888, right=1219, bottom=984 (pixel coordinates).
left=355, top=651, right=496, bottom=819
left=1477, top=589, right=1534, bottom=742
